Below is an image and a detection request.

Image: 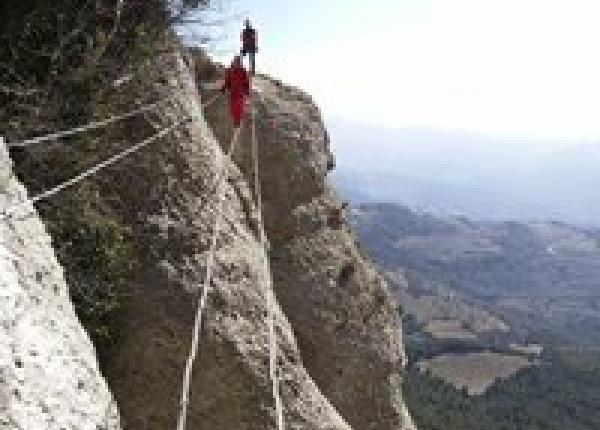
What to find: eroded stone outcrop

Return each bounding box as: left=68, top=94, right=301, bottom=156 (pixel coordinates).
left=5, top=22, right=415, bottom=429
left=93, top=51, right=351, bottom=429
left=10, top=38, right=354, bottom=426
left=0, top=144, right=120, bottom=429
left=204, top=71, right=416, bottom=429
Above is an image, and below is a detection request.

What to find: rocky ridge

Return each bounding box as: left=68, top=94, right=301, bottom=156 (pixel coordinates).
left=2, top=25, right=416, bottom=430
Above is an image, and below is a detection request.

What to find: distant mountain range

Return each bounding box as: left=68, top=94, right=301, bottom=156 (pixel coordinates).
left=329, top=119, right=600, bottom=226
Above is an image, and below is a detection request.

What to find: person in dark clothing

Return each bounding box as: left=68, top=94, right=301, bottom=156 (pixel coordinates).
left=241, top=19, right=257, bottom=75
left=222, top=56, right=250, bottom=127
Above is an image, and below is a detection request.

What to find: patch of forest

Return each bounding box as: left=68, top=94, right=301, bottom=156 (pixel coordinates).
left=404, top=350, right=600, bottom=430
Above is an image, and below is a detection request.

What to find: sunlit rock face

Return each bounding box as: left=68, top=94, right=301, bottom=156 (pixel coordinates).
left=0, top=144, right=121, bottom=430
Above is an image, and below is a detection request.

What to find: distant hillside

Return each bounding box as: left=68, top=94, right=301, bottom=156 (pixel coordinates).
left=350, top=202, right=600, bottom=430
left=350, top=202, right=600, bottom=346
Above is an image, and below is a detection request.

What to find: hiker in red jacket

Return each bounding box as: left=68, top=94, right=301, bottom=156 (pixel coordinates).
left=222, top=56, right=250, bottom=127
left=241, top=19, right=257, bottom=75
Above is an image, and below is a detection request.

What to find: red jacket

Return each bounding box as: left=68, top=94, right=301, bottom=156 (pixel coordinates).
left=242, top=28, right=257, bottom=51
left=223, top=65, right=250, bottom=98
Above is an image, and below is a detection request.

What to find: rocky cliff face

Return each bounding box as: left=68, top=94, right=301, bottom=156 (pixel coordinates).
left=4, top=22, right=415, bottom=430
left=204, top=73, right=416, bottom=430
left=87, top=48, right=355, bottom=430
left=0, top=144, right=120, bottom=429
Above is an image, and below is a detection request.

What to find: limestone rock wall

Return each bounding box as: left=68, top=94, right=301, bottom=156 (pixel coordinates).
left=0, top=144, right=120, bottom=429
left=10, top=40, right=352, bottom=427
left=203, top=71, right=416, bottom=429
left=4, top=25, right=416, bottom=428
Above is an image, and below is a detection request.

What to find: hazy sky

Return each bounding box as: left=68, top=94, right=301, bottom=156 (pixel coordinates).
left=207, top=0, right=600, bottom=140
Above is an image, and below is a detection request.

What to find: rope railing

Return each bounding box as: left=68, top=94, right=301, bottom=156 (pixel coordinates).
left=2, top=119, right=189, bottom=221
left=8, top=99, right=169, bottom=148
left=6, top=90, right=222, bottom=149
left=176, top=89, right=285, bottom=430
left=1, top=92, right=222, bottom=221
left=251, top=91, right=285, bottom=430
left=176, top=86, right=285, bottom=430
left=176, top=124, right=243, bottom=430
